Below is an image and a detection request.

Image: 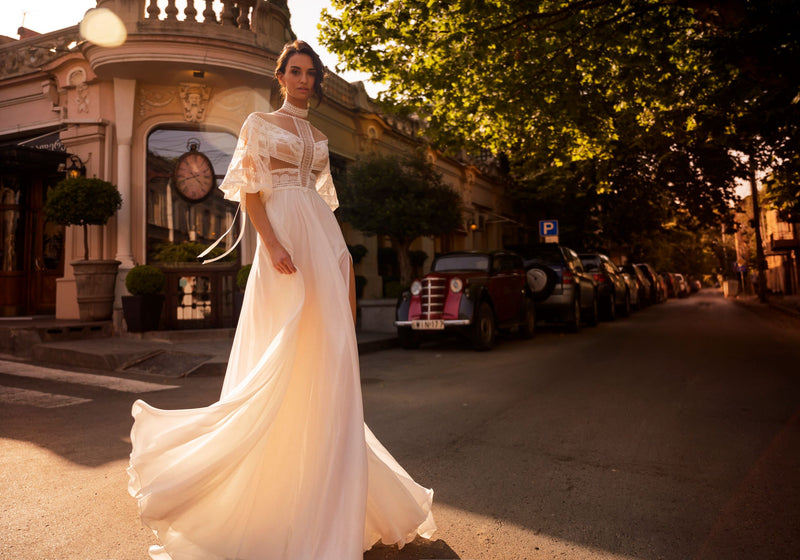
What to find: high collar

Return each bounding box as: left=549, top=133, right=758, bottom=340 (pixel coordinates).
left=279, top=99, right=309, bottom=119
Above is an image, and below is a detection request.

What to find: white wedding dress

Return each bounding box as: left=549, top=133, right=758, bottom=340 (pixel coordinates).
left=128, top=110, right=436, bottom=560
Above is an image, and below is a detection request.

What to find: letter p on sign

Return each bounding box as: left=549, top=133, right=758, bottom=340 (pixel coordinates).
left=539, top=220, right=558, bottom=241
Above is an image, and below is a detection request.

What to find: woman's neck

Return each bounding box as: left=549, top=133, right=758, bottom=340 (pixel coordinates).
left=279, top=99, right=309, bottom=119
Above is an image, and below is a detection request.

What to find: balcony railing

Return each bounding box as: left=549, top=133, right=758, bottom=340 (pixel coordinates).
left=0, top=26, right=80, bottom=79
left=769, top=230, right=799, bottom=252
left=0, top=0, right=290, bottom=79
left=144, top=0, right=268, bottom=30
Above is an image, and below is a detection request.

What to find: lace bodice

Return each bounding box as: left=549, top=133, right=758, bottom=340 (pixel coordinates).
left=218, top=112, right=339, bottom=211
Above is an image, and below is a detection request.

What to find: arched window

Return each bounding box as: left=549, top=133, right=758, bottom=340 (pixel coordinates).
left=146, top=127, right=237, bottom=261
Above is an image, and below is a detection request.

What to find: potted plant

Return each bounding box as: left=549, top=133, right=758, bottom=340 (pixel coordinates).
left=44, top=176, right=123, bottom=321
left=234, top=264, right=252, bottom=321
left=122, top=265, right=166, bottom=332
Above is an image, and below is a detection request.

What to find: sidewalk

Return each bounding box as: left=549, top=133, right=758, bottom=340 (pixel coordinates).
left=0, top=318, right=397, bottom=377
left=732, top=292, right=800, bottom=320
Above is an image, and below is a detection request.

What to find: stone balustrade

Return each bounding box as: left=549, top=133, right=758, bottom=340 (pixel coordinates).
left=0, top=0, right=292, bottom=79
left=0, top=27, right=80, bottom=79
left=143, top=0, right=285, bottom=31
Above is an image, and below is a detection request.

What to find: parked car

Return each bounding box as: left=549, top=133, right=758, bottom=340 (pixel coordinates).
left=662, top=273, right=678, bottom=298
left=395, top=251, right=535, bottom=351
left=635, top=263, right=665, bottom=303
left=521, top=244, right=598, bottom=332
left=620, top=263, right=651, bottom=308
left=673, top=273, right=690, bottom=298
left=579, top=253, right=631, bottom=320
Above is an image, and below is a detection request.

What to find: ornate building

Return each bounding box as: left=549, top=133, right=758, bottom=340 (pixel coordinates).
left=0, top=0, right=518, bottom=329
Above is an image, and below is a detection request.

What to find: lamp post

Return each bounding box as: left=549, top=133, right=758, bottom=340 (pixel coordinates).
left=66, top=154, right=85, bottom=179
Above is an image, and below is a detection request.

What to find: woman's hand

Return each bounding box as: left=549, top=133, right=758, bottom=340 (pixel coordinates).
left=268, top=241, right=297, bottom=274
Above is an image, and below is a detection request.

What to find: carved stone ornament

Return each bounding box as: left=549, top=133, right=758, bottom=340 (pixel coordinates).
left=68, top=68, right=89, bottom=113
left=138, top=85, right=177, bottom=117
left=179, top=83, right=212, bottom=122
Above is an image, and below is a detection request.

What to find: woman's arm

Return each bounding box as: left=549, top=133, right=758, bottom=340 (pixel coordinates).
left=244, top=192, right=296, bottom=275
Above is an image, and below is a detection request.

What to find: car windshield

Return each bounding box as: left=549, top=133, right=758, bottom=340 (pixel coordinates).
left=433, top=254, right=490, bottom=272
left=579, top=256, right=600, bottom=271
left=523, top=245, right=563, bottom=266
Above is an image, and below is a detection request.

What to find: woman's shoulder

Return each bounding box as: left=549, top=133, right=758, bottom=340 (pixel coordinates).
left=246, top=111, right=279, bottom=126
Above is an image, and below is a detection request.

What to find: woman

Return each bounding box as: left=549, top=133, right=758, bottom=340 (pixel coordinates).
left=128, top=41, right=436, bottom=560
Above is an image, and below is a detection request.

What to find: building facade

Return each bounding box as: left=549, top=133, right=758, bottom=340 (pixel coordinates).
left=0, top=0, right=519, bottom=329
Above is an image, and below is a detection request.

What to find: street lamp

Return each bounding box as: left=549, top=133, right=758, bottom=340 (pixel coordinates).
left=66, top=155, right=85, bottom=179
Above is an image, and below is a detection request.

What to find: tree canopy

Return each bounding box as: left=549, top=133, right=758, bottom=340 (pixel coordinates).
left=321, top=0, right=800, bottom=268
left=337, top=152, right=463, bottom=285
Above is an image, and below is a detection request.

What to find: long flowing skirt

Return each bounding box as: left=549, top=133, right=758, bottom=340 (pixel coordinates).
left=128, top=187, right=435, bottom=559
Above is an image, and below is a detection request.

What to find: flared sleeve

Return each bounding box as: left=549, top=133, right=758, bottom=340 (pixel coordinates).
left=314, top=156, right=339, bottom=212
left=218, top=113, right=273, bottom=202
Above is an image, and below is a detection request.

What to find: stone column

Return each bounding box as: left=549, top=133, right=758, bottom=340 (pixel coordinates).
left=113, top=78, right=137, bottom=332
left=113, top=77, right=136, bottom=269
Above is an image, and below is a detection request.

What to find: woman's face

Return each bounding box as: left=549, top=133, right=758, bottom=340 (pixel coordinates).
left=278, top=53, right=316, bottom=106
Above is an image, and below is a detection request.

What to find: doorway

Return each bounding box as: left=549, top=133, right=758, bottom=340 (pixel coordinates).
left=0, top=148, right=66, bottom=316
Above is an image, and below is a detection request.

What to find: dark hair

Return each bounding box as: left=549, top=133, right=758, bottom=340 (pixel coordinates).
left=275, top=40, right=325, bottom=103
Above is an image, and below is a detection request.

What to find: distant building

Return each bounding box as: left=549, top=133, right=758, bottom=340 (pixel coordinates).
left=0, top=0, right=520, bottom=328
left=763, top=208, right=799, bottom=295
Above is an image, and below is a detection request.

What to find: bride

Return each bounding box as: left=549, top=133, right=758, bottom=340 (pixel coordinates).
left=127, top=40, right=436, bottom=560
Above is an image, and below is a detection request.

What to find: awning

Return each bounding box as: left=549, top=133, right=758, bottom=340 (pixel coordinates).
left=0, top=129, right=69, bottom=172
left=17, top=130, right=67, bottom=152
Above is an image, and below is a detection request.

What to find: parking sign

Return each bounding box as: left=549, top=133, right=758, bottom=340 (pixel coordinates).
left=539, top=219, right=558, bottom=238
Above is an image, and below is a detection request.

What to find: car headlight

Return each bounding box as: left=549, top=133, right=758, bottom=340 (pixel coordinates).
left=449, top=277, right=463, bottom=293
left=410, top=280, right=422, bottom=296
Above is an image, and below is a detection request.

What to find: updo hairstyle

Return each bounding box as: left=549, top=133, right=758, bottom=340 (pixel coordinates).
left=275, top=40, right=326, bottom=103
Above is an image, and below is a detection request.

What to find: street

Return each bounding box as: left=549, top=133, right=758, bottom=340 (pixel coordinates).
left=1, top=289, right=799, bottom=560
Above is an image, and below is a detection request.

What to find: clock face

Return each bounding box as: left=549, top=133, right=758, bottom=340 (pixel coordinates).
left=174, top=149, right=215, bottom=202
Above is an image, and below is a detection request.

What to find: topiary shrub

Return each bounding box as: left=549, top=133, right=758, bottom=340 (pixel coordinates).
left=43, top=176, right=122, bottom=261
left=347, top=244, right=368, bottom=265
left=125, top=265, right=165, bottom=295
left=236, top=264, right=252, bottom=291
left=153, top=241, right=237, bottom=263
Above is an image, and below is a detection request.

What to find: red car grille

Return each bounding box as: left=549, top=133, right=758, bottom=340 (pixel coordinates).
left=420, top=277, right=447, bottom=318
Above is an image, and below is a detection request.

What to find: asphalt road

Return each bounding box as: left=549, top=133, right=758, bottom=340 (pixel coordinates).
left=1, top=289, right=798, bottom=560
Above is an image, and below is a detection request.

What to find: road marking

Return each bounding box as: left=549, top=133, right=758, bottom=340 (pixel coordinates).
left=0, top=386, right=92, bottom=409
left=0, top=360, right=179, bottom=393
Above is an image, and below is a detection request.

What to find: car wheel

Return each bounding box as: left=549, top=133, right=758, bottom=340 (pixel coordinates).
left=526, top=264, right=557, bottom=302
left=585, top=291, right=599, bottom=326
left=566, top=296, right=581, bottom=333
left=471, top=301, right=496, bottom=351
left=519, top=298, right=536, bottom=339
left=397, top=327, right=420, bottom=349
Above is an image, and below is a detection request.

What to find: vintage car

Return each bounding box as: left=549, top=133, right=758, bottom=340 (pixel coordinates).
left=394, top=251, right=535, bottom=351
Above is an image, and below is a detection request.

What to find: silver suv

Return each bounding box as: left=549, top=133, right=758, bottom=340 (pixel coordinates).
left=523, top=244, right=598, bottom=332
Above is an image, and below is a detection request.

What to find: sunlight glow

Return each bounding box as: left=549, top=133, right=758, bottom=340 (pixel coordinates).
left=79, top=8, right=127, bottom=48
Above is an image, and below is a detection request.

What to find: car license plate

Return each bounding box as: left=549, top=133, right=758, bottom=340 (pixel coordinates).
left=412, top=319, right=445, bottom=330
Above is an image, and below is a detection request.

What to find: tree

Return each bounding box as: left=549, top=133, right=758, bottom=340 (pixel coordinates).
left=337, top=152, right=463, bottom=286
left=763, top=169, right=800, bottom=223
left=321, top=0, right=800, bottom=264
left=44, top=177, right=122, bottom=261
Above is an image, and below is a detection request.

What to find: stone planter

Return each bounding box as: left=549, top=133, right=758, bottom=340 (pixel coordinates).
left=122, top=294, right=165, bottom=332
left=71, top=259, right=121, bottom=321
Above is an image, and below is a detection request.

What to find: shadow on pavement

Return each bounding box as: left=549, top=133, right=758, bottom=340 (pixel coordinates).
left=364, top=537, right=461, bottom=559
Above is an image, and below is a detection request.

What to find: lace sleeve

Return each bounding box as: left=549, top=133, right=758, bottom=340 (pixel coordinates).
left=218, top=114, right=273, bottom=202
left=314, top=156, right=339, bottom=212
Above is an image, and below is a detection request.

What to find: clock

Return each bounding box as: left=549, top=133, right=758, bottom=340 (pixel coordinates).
left=173, top=142, right=215, bottom=202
